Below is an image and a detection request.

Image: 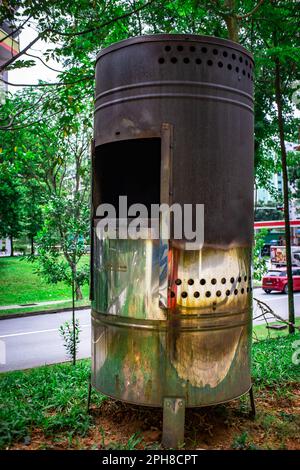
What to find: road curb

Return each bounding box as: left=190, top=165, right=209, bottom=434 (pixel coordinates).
left=0, top=305, right=91, bottom=320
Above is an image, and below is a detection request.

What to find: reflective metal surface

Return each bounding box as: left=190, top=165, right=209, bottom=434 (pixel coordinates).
left=92, top=34, right=254, bottom=408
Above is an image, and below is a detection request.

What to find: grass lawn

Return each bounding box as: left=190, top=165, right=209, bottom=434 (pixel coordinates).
left=0, top=333, right=299, bottom=450
left=0, top=256, right=90, bottom=313
left=253, top=318, right=300, bottom=341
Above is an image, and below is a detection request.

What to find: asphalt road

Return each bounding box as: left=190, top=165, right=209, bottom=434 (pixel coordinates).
left=0, top=290, right=299, bottom=372
left=0, top=309, right=91, bottom=372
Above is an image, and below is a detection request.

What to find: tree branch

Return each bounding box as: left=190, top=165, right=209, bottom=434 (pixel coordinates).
left=48, top=0, right=155, bottom=37
left=0, top=34, right=41, bottom=72
left=237, top=0, right=264, bottom=20
left=0, top=16, right=32, bottom=43
left=0, top=75, right=93, bottom=87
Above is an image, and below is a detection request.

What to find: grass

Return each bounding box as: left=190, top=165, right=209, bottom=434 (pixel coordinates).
left=0, top=300, right=90, bottom=317
left=252, top=333, right=300, bottom=388
left=0, top=256, right=90, bottom=314
left=253, top=318, right=300, bottom=340
left=0, top=333, right=299, bottom=449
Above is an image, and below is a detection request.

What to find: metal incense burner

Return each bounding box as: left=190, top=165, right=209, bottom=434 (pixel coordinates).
left=90, top=34, right=254, bottom=447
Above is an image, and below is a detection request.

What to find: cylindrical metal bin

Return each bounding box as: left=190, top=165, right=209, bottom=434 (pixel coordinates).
left=91, top=35, right=254, bottom=412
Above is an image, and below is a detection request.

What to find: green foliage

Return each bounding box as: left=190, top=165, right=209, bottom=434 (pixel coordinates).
left=59, top=319, right=81, bottom=362
left=252, top=333, right=300, bottom=388
left=232, top=432, right=258, bottom=450
left=0, top=256, right=89, bottom=309
left=0, top=360, right=106, bottom=449
left=252, top=228, right=268, bottom=281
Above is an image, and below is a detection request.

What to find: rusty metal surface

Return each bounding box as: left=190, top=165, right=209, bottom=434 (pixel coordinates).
left=94, top=34, right=254, bottom=248
left=91, top=237, right=252, bottom=406
left=92, top=34, right=254, bottom=408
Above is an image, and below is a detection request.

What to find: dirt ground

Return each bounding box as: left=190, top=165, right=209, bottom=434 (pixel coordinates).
left=10, top=385, right=300, bottom=450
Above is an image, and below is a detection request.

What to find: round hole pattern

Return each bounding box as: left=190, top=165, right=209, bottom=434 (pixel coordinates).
left=171, top=274, right=252, bottom=304
left=158, top=45, right=253, bottom=81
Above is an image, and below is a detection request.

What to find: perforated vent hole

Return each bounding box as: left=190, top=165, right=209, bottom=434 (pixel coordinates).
left=196, top=58, right=202, bottom=64
left=218, top=61, right=223, bottom=68
left=221, top=278, right=226, bottom=284
left=223, top=51, right=228, bottom=57
left=226, top=290, right=231, bottom=296
left=216, top=290, right=222, bottom=297
left=175, top=279, right=182, bottom=285
left=211, top=278, right=217, bottom=285
left=200, top=279, right=206, bottom=285
left=230, top=277, right=235, bottom=284
left=177, top=45, right=183, bottom=51
left=190, top=46, right=196, bottom=52
left=241, top=288, right=245, bottom=294
left=194, top=291, right=200, bottom=298
left=232, top=53, right=236, bottom=60
left=187, top=279, right=194, bottom=285
left=207, top=59, right=213, bottom=66
left=165, top=45, right=171, bottom=52
left=181, top=291, right=188, bottom=298
left=183, top=57, right=190, bottom=64
left=239, top=56, right=243, bottom=63
left=213, top=48, right=218, bottom=55
left=201, top=46, right=207, bottom=53
left=158, top=57, right=165, bottom=64
left=170, top=291, right=175, bottom=298
left=234, top=289, right=238, bottom=295
left=205, top=291, right=211, bottom=298
left=171, top=57, right=177, bottom=64
left=227, top=64, right=232, bottom=70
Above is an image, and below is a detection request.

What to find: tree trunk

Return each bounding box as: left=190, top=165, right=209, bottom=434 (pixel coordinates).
left=75, top=282, right=83, bottom=301
left=31, top=236, right=34, bottom=255
left=10, top=236, right=14, bottom=257
left=274, top=57, right=295, bottom=334
left=224, top=0, right=239, bottom=42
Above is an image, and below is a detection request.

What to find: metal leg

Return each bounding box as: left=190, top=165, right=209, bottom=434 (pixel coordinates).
left=162, top=397, right=185, bottom=448
left=87, top=374, right=92, bottom=414
left=249, top=385, right=256, bottom=419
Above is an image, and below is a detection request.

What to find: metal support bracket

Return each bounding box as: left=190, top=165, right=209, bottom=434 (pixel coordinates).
left=162, top=397, right=185, bottom=448
left=249, top=385, right=256, bottom=419
left=87, top=373, right=92, bottom=414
